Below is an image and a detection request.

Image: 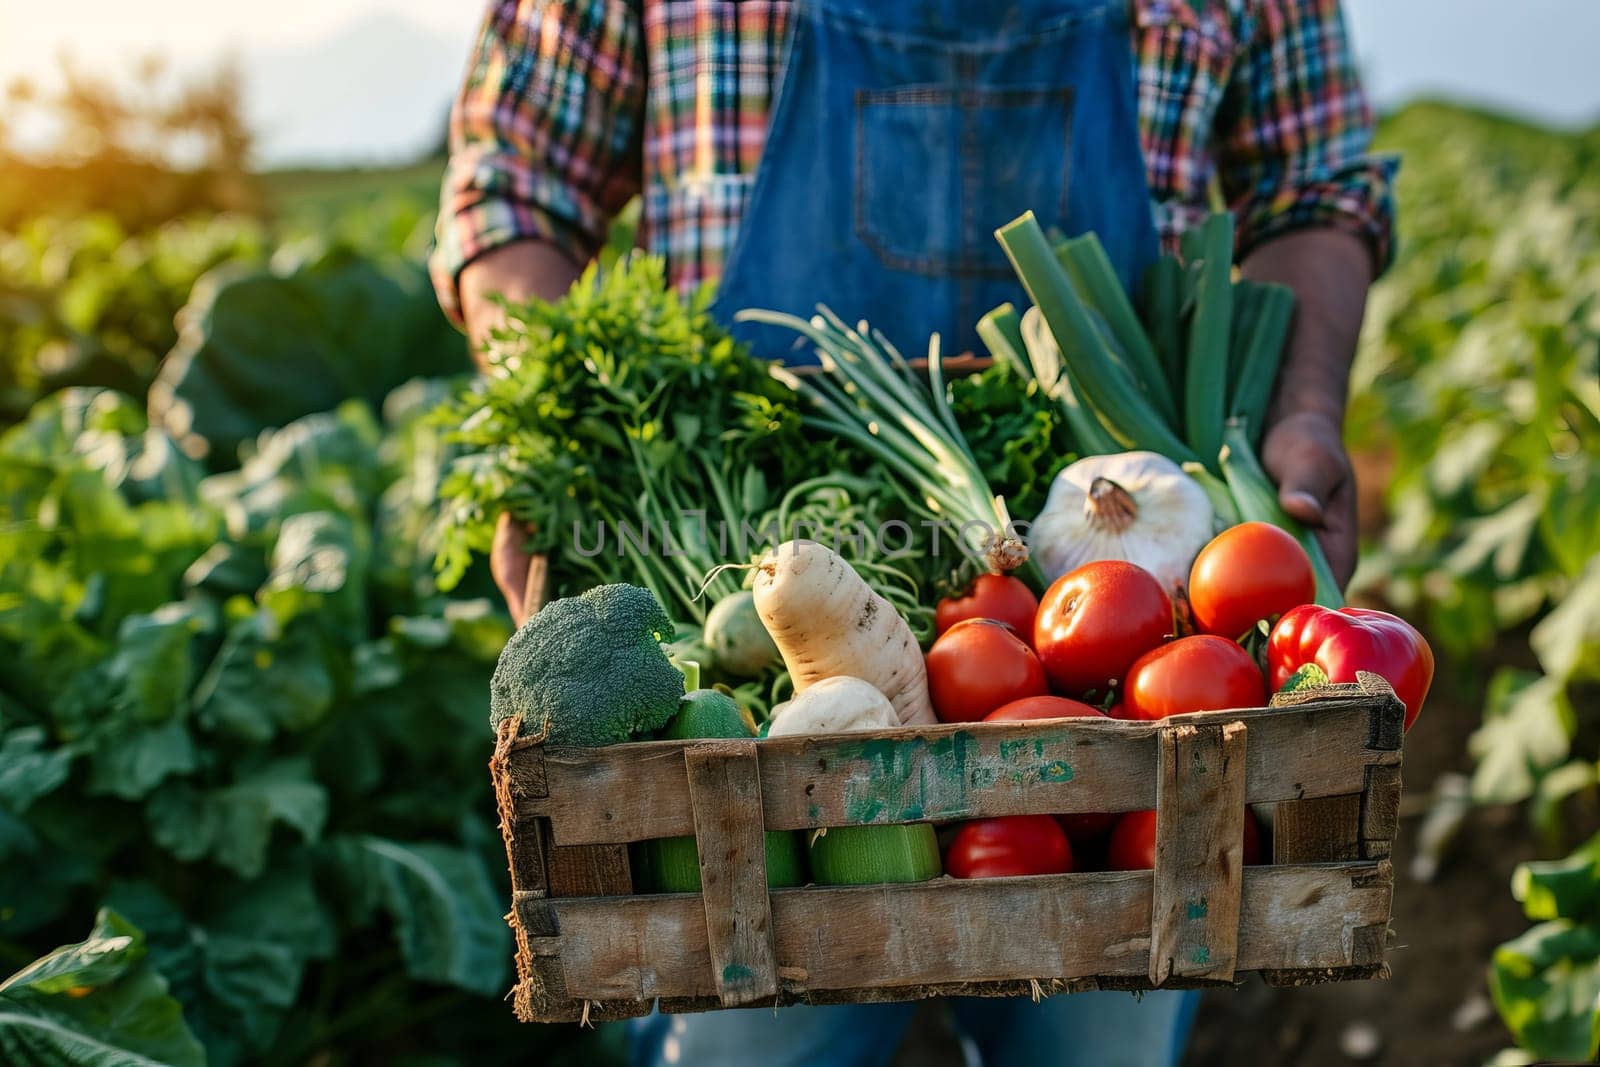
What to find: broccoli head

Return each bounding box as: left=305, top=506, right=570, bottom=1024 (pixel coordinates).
left=489, top=583, right=685, bottom=745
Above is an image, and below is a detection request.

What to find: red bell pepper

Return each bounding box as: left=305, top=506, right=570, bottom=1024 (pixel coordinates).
left=1267, top=606, right=1434, bottom=731
left=946, top=815, right=1073, bottom=878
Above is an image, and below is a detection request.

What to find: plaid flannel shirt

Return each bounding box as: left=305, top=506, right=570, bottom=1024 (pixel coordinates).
left=431, top=0, right=1397, bottom=324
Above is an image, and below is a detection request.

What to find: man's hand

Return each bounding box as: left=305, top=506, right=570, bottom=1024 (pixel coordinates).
left=1242, top=227, right=1375, bottom=592
left=492, top=513, right=538, bottom=626
left=1260, top=410, right=1357, bottom=586
left=460, top=240, right=581, bottom=621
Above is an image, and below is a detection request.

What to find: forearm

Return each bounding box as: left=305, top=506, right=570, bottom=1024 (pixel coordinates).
left=459, top=239, right=584, bottom=370
left=1241, top=227, right=1374, bottom=426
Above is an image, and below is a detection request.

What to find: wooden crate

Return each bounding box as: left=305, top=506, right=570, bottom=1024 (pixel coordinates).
left=489, top=673, right=1404, bottom=1023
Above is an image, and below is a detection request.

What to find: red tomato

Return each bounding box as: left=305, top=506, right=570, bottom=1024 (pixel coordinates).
left=1105, top=808, right=1263, bottom=871
left=1057, top=811, right=1119, bottom=843
left=984, top=695, right=1106, bottom=722
left=936, top=573, right=1039, bottom=642
left=1033, top=561, right=1172, bottom=696
left=946, top=815, right=1073, bottom=878
left=1188, top=522, right=1315, bottom=640
left=926, top=619, right=1048, bottom=723
left=1122, top=635, right=1266, bottom=720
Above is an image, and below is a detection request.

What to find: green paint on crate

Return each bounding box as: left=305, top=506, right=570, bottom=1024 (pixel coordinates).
left=1039, top=760, right=1073, bottom=783
left=722, top=964, right=755, bottom=985
left=832, top=728, right=1080, bottom=824
left=1186, top=898, right=1208, bottom=920
left=1190, top=947, right=1210, bottom=966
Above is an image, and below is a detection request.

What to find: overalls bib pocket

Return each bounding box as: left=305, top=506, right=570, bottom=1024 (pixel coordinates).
left=854, top=84, right=1075, bottom=278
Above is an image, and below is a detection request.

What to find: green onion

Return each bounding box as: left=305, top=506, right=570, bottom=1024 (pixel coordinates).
left=977, top=303, right=1029, bottom=376
left=1019, top=306, right=1122, bottom=456
left=1142, top=255, right=1188, bottom=410
left=1227, top=282, right=1296, bottom=448
left=1219, top=421, right=1343, bottom=607
left=738, top=307, right=1042, bottom=585
left=1054, top=234, right=1179, bottom=427
left=1181, top=215, right=1235, bottom=474
left=1181, top=461, right=1241, bottom=529
left=995, top=212, right=1197, bottom=463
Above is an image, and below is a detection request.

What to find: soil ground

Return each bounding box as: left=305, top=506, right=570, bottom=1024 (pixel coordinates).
left=892, top=644, right=1536, bottom=1067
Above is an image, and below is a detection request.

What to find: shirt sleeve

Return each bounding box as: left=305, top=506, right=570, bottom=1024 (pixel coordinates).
left=430, top=0, right=646, bottom=325
left=1214, top=0, right=1398, bottom=274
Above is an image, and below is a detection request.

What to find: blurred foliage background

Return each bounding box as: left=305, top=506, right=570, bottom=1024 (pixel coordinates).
left=0, top=46, right=1596, bottom=1067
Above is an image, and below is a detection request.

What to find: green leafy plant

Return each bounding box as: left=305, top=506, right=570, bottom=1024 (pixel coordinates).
left=0, top=377, right=563, bottom=1064
left=150, top=244, right=470, bottom=463
left=1346, top=104, right=1600, bottom=1058
left=0, top=908, right=205, bottom=1066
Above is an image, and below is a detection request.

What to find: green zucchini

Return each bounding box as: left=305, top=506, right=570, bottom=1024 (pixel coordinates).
left=807, top=824, right=942, bottom=886
left=634, top=689, right=805, bottom=892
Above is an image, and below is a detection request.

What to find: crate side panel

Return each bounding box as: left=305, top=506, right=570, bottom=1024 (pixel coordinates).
left=528, top=699, right=1394, bottom=846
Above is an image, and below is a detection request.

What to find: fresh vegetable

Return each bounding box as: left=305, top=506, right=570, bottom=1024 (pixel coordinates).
left=753, top=541, right=936, bottom=726
left=1122, top=635, right=1266, bottom=720
left=946, top=815, right=1073, bottom=879
left=997, top=214, right=1196, bottom=462
left=1268, top=606, right=1435, bottom=731
left=1033, top=561, right=1173, bottom=695
left=1029, top=451, right=1214, bottom=595
left=1105, top=808, right=1262, bottom=871
left=1188, top=521, right=1315, bottom=640
left=743, top=307, right=1039, bottom=584
left=703, top=590, right=782, bottom=678
left=806, top=825, right=944, bottom=887
left=659, top=687, right=758, bottom=740
left=935, top=573, right=1038, bottom=641
left=766, top=676, right=898, bottom=737
left=434, top=255, right=826, bottom=625
left=488, top=583, right=685, bottom=744
left=925, top=619, right=1048, bottom=724
left=983, top=695, right=1106, bottom=723
left=634, top=689, right=804, bottom=892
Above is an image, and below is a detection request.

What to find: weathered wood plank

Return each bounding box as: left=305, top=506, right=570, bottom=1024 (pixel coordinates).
left=1274, top=795, right=1363, bottom=864
left=525, top=863, right=1391, bottom=1003
left=523, top=697, right=1398, bottom=846
left=1360, top=763, right=1404, bottom=860
left=685, top=741, right=779, bottom=1006
left=544, top=828, right=633, bottom=898
left=1149, top=721, right=1247, bottom=985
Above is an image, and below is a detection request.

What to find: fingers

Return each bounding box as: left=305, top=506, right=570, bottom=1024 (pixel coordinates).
left=491, top=513, right=534, bottom=625
left=1316, top=481, right=1360, bottom=588
left=1261, top=414, right=1347, bottom=527
left=1260, top=411, right=1359, bottom=591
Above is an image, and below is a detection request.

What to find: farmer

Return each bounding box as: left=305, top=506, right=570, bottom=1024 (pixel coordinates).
left=431, top=0, right=1393, bottom=1063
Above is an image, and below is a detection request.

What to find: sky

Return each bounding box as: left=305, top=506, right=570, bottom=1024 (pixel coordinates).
left=2, top=0, right=1598, bottom=167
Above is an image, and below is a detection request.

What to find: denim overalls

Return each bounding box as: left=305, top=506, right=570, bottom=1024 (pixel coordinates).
left=710, top=0, right=1161, bottom=364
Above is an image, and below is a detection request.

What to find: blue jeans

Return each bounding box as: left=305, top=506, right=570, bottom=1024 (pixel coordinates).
left=629, top=990, right=1199, bottom=1067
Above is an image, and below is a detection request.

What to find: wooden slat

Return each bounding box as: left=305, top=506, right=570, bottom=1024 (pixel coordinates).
left=522, top=696, right=1398, bottom=846
left=547, top=843, right=632, bottom=896
left=1149, top=721, right=1247, bottom=985
left=685, top=740, right=778, bottom=1006
left=525, top=862, right=1392, bottom=1002
left=1274, top=795, right=1362, bottom=864
left=1360, top=763, right=1404, bottom=860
